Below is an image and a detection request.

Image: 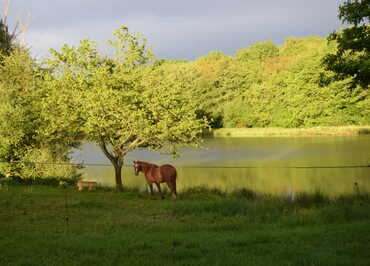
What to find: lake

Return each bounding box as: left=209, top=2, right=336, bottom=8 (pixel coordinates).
left=71, top=136, right=370, bottom=196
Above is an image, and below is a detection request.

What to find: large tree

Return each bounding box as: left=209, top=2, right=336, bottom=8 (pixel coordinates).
left=42, top=27, right=208, bottom=190
left=0, top=48, right=79, bottom=179
left=0, top=1, right=78, bottom=180
left=323, top=0, right=370, bottom=88
left=0, top=49, right=39, bottom=176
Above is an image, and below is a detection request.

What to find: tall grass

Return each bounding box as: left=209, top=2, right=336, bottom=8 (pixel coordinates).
left=1, top=184, right=370, bottom=266
left=181, top=186, right=369, bottom=205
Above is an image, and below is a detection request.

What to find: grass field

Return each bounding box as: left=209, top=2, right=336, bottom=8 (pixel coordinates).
left=1, top=185, right=370, bottom=266
left=211, top=126, right=370, bottom=137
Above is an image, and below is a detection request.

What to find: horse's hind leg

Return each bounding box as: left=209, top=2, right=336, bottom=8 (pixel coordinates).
left=173, top=180, right=177, bottom=199
left=173, top=181, right=177, bottom=199
left=155, top=182, right=164, bottom=199
left=167, top=181, right=177, bottom=199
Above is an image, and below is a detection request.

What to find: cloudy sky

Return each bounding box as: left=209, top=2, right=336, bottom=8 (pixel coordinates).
left=7, top=0, right=346, bottom=60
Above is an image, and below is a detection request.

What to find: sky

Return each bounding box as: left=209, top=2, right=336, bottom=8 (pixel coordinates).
left=6, top=0, right=346, bottom=60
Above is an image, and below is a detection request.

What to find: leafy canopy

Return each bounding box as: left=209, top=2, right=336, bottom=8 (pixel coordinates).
left=0, top=49, right=79, bottom=179
left=323, top=0, right=370, bottom=88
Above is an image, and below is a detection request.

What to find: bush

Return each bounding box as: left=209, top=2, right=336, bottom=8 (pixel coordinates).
left=20, top=147, right=81, bottom=180
left=0, top=176, right=79, bottom=186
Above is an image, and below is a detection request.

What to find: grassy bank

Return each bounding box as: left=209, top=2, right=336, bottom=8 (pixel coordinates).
left=211, top=126, right=370, bottom=137
left=1, top=185, right=370, bottom=266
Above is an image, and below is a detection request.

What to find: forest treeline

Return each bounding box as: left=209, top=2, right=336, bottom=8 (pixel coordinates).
left=155, top=37, right=369, bottom=128
left=1, top=35, right=369, bottom=183
left=0, top=0, right=369, bottom=186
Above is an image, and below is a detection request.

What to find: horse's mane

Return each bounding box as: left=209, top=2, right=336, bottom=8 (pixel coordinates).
left=136, top=161, right=158, bottom=168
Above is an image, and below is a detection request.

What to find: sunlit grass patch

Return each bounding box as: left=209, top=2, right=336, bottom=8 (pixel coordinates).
left=212, top=126, right=370, bottom=137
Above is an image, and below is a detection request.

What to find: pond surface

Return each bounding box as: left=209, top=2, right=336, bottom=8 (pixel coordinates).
left=71, top=136, right=370, bottom=196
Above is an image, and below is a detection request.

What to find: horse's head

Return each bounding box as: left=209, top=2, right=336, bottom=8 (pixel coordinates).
left=133, top=161, right=142, bottom=176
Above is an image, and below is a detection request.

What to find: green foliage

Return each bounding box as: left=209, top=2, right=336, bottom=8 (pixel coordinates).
left=236, top=40, right=279, bottom=61
left=158, top=36, right=369, bottom=129
left=84, top=34, right=368, bottom=131
left=108, top=26, right=154, bottom=68
left=338, top=0, right=370, bottom=26
left=21, top=147, right=82, bottom=180
left=323, top=0, right=370, bottom=88
left=0, top=175, right=78, bottom=186
left=323, top=25, right=370, bottom=88
left=0, top=49, right=79, bottom=180
left=219, top=37, right=370, bottom=128
left=0, top=49, right=41, bottom=170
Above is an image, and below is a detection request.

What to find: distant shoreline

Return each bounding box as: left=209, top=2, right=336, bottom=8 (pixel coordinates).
left=210, top=126, right=370, bottom=137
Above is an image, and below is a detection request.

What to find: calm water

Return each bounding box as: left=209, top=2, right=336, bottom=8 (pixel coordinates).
left=71, top=136, right=370, bottom=195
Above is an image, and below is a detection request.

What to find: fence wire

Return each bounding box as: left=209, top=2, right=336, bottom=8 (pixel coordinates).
left=0, top=160, right=369, bottom=169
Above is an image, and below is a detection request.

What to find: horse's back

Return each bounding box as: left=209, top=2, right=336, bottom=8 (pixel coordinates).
left=160, top=164, right=177, bottom=181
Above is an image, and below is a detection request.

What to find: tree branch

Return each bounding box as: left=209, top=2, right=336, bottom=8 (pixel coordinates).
left=121, top=138, right=148, bottom=154
left=98, top=137, right=116, bottom=164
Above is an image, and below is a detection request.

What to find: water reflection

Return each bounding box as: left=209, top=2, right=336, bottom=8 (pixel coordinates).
left=71, top=136, right=370, bottom=195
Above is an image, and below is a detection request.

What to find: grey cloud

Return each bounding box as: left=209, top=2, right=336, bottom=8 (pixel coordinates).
left=8, top=0, right=346, bottom=60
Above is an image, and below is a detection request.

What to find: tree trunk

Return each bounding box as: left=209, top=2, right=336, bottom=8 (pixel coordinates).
left=112, top=160, right=123, bottom=191
left=98, top=140, right=124, bottom=191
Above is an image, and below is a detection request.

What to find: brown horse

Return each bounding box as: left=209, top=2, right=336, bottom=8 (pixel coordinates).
left=133, top=161, right=177, bottom=199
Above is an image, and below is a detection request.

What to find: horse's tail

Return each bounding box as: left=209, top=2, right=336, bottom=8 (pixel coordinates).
left=170, top=167, right=177, bottom=197
left=173, top=173, right=177, bottom=193
left=173, top=167, right=177, bottom=180
left=170, top=166, right=177, bottom=198
left=161, top=164, right=177, bottom=198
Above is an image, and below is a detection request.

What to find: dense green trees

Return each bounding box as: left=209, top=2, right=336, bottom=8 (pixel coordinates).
left=0, top=48, right=79, bottom=179
left=323, top=0, right=370, bottom=88
left=0, top=49, right=41, bottom=175
left=165, top=37, right=369, bottom=128
left=0, top=9, right=79, bottom=180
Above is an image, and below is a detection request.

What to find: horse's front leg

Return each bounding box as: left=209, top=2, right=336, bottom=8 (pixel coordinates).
left=155, top=182, right=164, bottom=199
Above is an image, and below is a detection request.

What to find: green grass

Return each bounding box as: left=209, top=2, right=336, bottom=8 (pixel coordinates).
left=1, top=185, right=370, bottom=266
left=212, top=126, right=370, bottom=137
